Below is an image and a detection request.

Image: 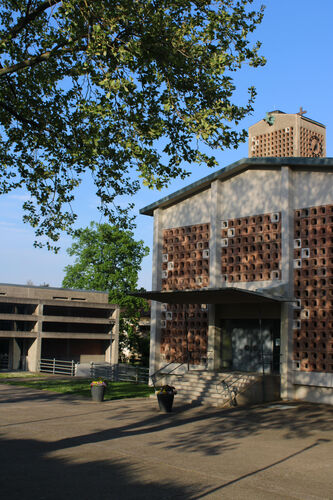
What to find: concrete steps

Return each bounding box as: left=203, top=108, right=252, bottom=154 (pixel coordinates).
left=160, top=371, right=271, bottom=408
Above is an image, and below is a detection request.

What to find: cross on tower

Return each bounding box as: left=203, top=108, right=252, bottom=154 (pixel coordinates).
left=298, top=107, right=307, bottom=116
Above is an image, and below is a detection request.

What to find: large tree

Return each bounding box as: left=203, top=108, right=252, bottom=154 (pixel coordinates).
left=62, top=222, right=150, bottom=363
left=62, top=222, right=149, bottom=305
left=0, top=0, right=265, bottom=250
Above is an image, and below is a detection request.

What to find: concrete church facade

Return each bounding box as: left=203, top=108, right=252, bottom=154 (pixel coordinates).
left=141, top=110, right=333, bottom=405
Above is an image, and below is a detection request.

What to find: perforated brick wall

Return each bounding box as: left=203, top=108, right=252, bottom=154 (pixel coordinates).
left=160, top=303, right=208, bottom=363
left=221, top=213, right=281, bottom=282
left=299, top=128, right=324, bottom=157
left=293, top=204, right=333, bottom=373
left=160, top=224, right=210, bottom=364
left=250, top=127, right=294, bottom=157
left=161, top=224, right=210, bottom=291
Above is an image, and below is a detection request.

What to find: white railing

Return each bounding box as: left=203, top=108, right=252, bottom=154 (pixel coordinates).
left=38, top=358, right=149, bottom=382
left=39, top=358, right=76, bottom=376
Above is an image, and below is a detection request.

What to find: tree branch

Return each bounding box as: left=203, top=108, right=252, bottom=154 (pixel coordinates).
left=2, top=0, right=60, bottom=42
left=0, top=100, right=41, bottom=128
left=0, top=44, right=78, bottom=78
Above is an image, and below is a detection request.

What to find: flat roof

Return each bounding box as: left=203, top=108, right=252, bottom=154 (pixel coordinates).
left=132, top=287, right=290, bottom=305
left=0, top=282, right=108, bottom=295
left=140, top=157, right=333, bottom=216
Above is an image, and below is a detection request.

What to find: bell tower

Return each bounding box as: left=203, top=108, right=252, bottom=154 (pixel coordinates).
left=249, top=108, right=326, bottom=158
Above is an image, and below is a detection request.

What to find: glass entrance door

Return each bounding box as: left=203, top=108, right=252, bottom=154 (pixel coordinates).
left=221, top=319, right=280, bottom=374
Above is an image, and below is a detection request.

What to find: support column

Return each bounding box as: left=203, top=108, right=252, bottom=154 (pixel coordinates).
left=207, top=180, right=222, bottom=370
left=29, top=303, right=43, bottom=372
left=209, top=180, right=222, bottom=288
left=9, top=338, right=21, bottom=370
left=106, top=306, right=120, bottom=364
left=27, top=336, right=42, bottom=372
left=207, top=305, right=221, bottom=371
left=149, top=208, right=163, bottom=378
left=280, top=166, right=295, bottom=400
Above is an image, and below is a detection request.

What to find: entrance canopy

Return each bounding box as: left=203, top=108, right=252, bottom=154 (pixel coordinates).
left=132, top=287, right=289, bottom=305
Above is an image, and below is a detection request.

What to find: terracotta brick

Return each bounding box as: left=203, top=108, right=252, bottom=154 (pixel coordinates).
left=293, top=203, right=333, bottom=373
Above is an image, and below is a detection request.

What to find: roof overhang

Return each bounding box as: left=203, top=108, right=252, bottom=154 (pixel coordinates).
left=140, top=157, right=333, bottom=216
left=131, top=287, right=290, bottom=305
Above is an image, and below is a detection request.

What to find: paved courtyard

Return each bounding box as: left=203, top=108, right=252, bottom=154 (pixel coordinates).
left=0, top=383, right=332, bottom=499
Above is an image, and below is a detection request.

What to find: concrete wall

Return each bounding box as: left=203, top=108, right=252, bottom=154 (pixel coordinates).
left=294, top=171, right=333, bottom=208
left=162, top=188, right=211, bottom=229
left=293, top=385, right=333, bottom=405
left=220, top=169, right=282, bottom=219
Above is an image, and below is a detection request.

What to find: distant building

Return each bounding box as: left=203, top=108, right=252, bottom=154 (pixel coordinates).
left=0, top=283, right=119, bottom=372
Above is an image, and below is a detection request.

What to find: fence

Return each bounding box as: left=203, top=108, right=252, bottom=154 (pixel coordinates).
left=38, top=358, right=149, bottom=384
left=39, top=358, right=76, bottom=377
left=90, top=362, right=149, bottom=384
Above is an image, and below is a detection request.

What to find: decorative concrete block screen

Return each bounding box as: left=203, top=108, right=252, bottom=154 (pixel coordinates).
left=221, top=213, right=281, bottom=282
left=250, top=127, right=294, bottom=157
left=161, top=223, right=210, bottom=291
left=299, top=128, right=325, bottom=157
left=160, top=303, right=208, bottom=364
left=160, top=224, right=210, bottom=364
left=293, top=204, right=333, bottom=373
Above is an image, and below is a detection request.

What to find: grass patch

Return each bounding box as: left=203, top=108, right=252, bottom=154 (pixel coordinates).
left=0, top=372, right=42, bottom=379
left=0, top=375, right=154, bottom=400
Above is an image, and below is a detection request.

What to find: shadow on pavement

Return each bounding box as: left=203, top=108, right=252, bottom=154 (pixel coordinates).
left=1, top=384, right=333, bottom=499
left=42, top=400, right=333, bottom=458
left=0, top=435, right=199, bottom=500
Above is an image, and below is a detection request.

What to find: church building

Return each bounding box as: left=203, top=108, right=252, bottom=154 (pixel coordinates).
left=139, top=109, right=333, bottom=406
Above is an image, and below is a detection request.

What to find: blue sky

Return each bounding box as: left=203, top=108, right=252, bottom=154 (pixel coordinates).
left=1, top=0, right=332, bottom=290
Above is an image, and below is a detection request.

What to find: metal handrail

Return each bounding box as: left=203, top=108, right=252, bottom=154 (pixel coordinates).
left=150, top=349, right=213, bottom=389
left=216, top=372, right=260, bottom=407
left=216, top=373, right=244, bottom=407
left=150, top=352, right=188, bottom=388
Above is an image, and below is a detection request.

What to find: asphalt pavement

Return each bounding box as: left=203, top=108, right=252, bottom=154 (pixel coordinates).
left=0, top=383, right=332, bottom=499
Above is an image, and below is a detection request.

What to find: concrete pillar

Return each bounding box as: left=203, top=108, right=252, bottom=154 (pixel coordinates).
left=27, top=336, right=42, bottom=372
left=207, top=180, right=222, bottom=371
left=207, top=305, right=221, bottom=371
left=209, top=180, right=222, bottom=288
left=106, top=306, right=120, bottom=364
left=9, top=338, right=21, bottom=370
left=28, top=302, right=43, bottom=372
left=149, top=208, right=163, bottom=377
left=280, top=166, right=295, bottom=400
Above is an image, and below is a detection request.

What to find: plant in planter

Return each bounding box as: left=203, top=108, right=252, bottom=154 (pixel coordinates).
left=90, top=379, right=107, bottom=402
left=156, top=385, right=177, bottom=413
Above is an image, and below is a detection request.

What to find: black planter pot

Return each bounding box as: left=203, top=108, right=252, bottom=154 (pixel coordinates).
left=157, top=392, right=174, bottom=412
left=91, top=385, right=105, bottom=402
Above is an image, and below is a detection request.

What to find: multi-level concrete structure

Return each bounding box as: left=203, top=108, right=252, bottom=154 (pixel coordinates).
left=0, top=283, right=119, bottom=372
left=139, top=112, right=333, bottom=406
left=249, top=109, right=326, bottom=158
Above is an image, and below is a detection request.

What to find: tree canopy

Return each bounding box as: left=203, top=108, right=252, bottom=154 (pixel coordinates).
left=0, top=0, right=265, bottom=250
left=62, top=222, right=150, bottom=363
left=62, top=222, right=149, bottom=306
